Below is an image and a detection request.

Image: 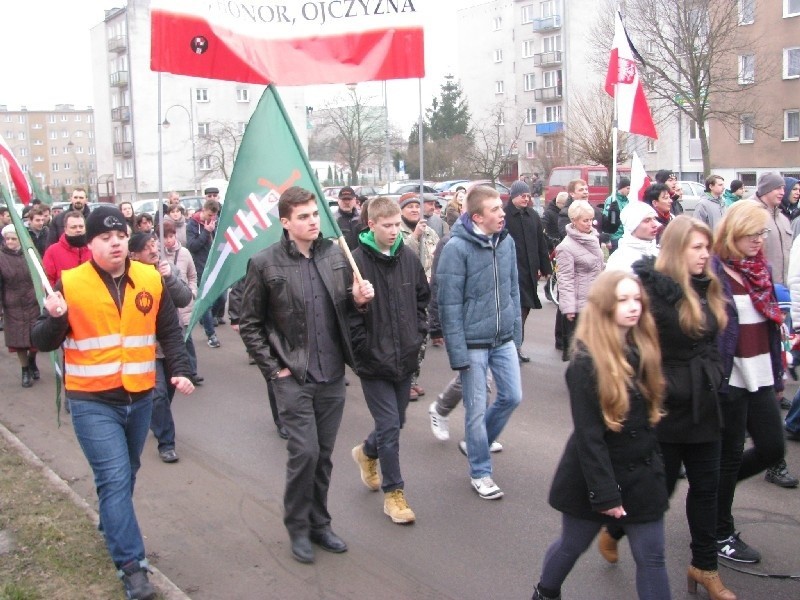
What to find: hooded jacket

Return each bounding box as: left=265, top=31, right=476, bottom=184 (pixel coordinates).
left=604, top=234, right=658, bottom=273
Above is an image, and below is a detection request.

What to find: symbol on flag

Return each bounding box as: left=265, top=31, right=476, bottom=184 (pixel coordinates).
left=617, top=58, right=636, bottom=85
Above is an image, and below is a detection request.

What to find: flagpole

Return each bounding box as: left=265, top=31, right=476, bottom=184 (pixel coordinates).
left=418, top=79, right=424, bottom=198
left=611, top=9, right=620, bottom=204
left=157, top=72, right=165, bottom=260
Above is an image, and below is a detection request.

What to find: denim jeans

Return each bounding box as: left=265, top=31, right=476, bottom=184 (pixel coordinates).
left=539, top=513, right=670, bottom=600
left=461, top=341, right=522, bottom=479
left=361, top=376, right=413, bottom=493
left=69, top=394, right=153, bottom=568
left=786, top=386, right=800, bottom=434
left=150, top=359, right=176, bottom=452
left=436, top=371, right=494, bottom=417
left=200, top=308, right=216, bottom=338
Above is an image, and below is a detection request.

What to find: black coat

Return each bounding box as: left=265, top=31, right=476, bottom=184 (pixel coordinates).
left=350, top=238, right=429, bottom=381
left=549, top=349, right=668, bottom=524
left=504, top=202, right=551, bottom=309
left=46, top=203, right=91, bottom=247
left=633, top=257, right=724, bottom=443
left=541, top=200, right=562, bottom=249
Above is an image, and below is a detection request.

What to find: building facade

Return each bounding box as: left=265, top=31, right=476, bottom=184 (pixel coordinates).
left=0, top=104, right=97, bottom=201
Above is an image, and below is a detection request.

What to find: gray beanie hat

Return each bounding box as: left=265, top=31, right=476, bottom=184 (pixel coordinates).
left=756, top=172, right=785, bottom=197
left=509, top=180, right=531, bottom=200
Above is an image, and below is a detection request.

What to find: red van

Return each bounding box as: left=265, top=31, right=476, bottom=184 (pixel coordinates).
left=545, top=165, right=631, bottom=206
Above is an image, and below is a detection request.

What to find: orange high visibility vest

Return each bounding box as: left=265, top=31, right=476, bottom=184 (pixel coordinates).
left=61, top=261, right=162, bottom=393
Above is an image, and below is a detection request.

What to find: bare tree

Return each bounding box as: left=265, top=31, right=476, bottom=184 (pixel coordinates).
left=196, top=120, right=242, bottom=181
left=590, top=0, right=772, bottom=175
left=465, top=104, right=525, bottom=183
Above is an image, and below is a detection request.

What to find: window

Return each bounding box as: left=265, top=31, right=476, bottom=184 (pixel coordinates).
left=493, top=16, right=502, bottom=30
left=495, top=80, right=505, bottom=94
left=18, top=115, right=25, bottom=124
left=123, top=159, right=133, bottom=178
left=51, top=147, right=58, bottom=156
left=33, top=140, right=43, bottom=146
left=74, top=130, right=84, bottom=138
left=64, top=178, right=72, bottom=186
left=543, top=70, right=559, bottom=88
left=49, top=131, right=57, bottom=140
left=53, top=178, right=60, bottom=186
left=34, top=156, right=43, bottom=162
left=3, top=130, right=10, bottom=138
left=545, top=140, right=555, bottom=156
left=236, top=88, right=250, bottom=102
left=522, top=40, right=535, bottom=58
left=646, top=139, right=657, bottom=152
left=18, top=148, right=27, bottom=156
left=525, top=141, right=536, bottom=158
left=740, top=114, right=755, bottom=142
left=196, top=88, right=209, bottom=102
left=47, top=114, right=56, bottom=124
left=786, top=0, right=800, bottom=17
left=197, top=122, right=210, bottom=136
left=88, top=145, right=95, bottom=155
left=494, top=49, right=503, bottom=62
left=238, top=121, right=247, bottom=134
left=540, top=0, right=555, bottom=18
left=63, top=162, right=70, bottom=170
left=63, top=147, right=70, bottom=154
left=32, top=123, right=42, bottom=129
left=74, top=115, right=82, bottom=122
left=199, top=156, right=212, bottom=171
left=739, top=0, right=754, bottom=24
left=545, top=105, right=562, bottom=122
left=61, top=114, right=68, bottom=122
left=20, top=163, right=28, bottom=173
left=738, top=54, right=755, bottom=84
left=689, top=120, right=700, bottom=140
left=542, top=35, right=562, bottom=52
left=785, top=47, right=800, bottom=78
left=521, top=4, right=534, bottom=23
left=525, top=108, right=537, bottom=125
left=74, top=146, right=84, bottom=154
left=87, top=114, right=93, bottom=123
left=52, top=163, right=59, bottom=172
left=61, top=130, right=69, bottom=138
left=786, top=110, right=800, bottom=140
left=523, top=73, right=536, bottom=91
left=17, top=132, right=24, bottom=140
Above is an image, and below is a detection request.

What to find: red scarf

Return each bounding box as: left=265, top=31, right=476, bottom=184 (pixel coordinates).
left=726, top=253, right=783, bottom=324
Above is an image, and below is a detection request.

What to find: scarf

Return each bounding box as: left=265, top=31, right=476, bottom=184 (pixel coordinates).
left=726, top=253, right=782, bottom=324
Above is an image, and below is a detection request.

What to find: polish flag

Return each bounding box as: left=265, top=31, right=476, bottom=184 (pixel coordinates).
left=150, top=0, right=425, bottom=86
left=0, top=133, right=32, bottom=205
left=629, top=152, right=651, bottom=202
left=605, top=11, right=657, bottom=139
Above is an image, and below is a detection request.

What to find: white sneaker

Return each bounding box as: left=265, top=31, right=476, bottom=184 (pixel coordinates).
left=490, top=441, right=503, bottom=453
left=470, top=476, right=504, bottom=500
left=428, top=401, right=450, bottom=441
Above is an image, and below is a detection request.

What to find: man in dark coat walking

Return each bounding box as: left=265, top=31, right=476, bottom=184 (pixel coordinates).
left=504, top=180, right=551, bottom=362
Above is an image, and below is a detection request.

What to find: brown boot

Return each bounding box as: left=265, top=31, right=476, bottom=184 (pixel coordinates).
left=597, top=526, right=618, bottom=563
left=687, top=565, right=736, bottom=600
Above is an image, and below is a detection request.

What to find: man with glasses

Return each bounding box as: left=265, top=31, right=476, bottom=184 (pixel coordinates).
left=47, top=187, right=90, bottom=246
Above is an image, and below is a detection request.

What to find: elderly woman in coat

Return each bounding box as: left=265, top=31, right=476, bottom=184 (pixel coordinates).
left=0, top=224, right=42, bottom=387
left=554, top=200, right=604, bottom=361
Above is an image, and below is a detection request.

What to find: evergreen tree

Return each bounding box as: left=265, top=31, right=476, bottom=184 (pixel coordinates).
left=427, top=75, right=471, bottom=141
left=326, top=164, right=333, bottom=185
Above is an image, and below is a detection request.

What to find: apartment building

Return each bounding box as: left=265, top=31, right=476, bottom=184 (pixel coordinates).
left=0, top=105, right=97, bottom=201
left=90, top=0, right=308, bottom=203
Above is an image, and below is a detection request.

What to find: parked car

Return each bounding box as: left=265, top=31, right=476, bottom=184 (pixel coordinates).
left=352, top=185, right=381, bottom=199
left=467, top=179, right=511, bottom=202
left=434, top=179, right=471, bottom=202
left=380, top=181, right=439, bottom=202
left=674, top=180, right=706, bottom=214
left=546, top=165, right=632, bottom=206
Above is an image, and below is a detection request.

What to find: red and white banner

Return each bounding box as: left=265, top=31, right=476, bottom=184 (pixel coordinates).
left=0, top=133, right=32, bottom=205
left=629, top=151, right=650, bottom=202
left=605, top=11, right=657, bottom=139
left=150, top=0, right=425, bottom=86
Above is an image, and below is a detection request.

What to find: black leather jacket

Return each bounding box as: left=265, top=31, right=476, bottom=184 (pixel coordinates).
left=239, top=233, right=359, bottom=384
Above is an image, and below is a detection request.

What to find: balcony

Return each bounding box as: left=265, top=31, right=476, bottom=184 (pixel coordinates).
left=532, top=15, right=562, bottom=31
left=107, top=35, right=127, bottom=53
left=113, top=142, right=132, bottom=156
left=111, top=106, right=130, bottom=122
left=109, top=71, right=129, bottom=87
left=536, top=122, right=564, bottom=136
left=533, top=51, right=563, bottom=67
left=533, top=86, right=563, bottom=102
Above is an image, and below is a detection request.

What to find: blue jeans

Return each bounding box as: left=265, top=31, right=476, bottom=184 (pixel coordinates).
left=69, top=395, right=153, bottom=568
left=786, top=386, right=800, bottom=434
left=200, top=308, right=216, bottom=338
left=150, top=359, right=176, bottom=452
left=461, top=341, right=522, bottom=479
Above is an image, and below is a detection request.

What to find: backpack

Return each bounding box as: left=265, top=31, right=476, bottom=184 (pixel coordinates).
left=602, top=198, right=621, bottom=234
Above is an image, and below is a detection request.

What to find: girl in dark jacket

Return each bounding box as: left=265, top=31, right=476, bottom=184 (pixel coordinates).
left=632, top=216, right=735, bottom=600
left=532, top=270, right=670, bottom=600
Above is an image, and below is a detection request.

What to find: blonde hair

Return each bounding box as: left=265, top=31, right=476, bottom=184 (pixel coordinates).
left=555, top=191, right=569, bottom=209
left=712, top=199, right=768, bottom=260
left=573, top=271, right=664, bottom=431
left=568, top=199, right=594, bottom=221
left=655, top=216, right=728, bottom=336
left=366, top=196, right=400, bottom=221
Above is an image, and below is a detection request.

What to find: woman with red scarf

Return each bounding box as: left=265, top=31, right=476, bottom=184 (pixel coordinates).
left=644, top=183, right=673, bottom=244
left=711, top=200, right=788, bottom=566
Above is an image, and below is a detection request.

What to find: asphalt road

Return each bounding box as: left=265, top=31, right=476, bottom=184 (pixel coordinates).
left=2, top=296, right=800, bottom=599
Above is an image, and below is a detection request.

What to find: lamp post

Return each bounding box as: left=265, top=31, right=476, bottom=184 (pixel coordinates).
left=162, top=91, right=198, bottom=197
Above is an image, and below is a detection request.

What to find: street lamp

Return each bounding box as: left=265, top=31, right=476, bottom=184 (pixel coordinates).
left=162, top=97, right=198, bottom=197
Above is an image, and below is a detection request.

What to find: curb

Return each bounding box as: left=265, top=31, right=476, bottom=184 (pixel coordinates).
left=0, top=421, right=192, bottom=600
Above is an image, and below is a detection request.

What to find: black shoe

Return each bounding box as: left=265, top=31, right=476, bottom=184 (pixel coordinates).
left=532, top=584, right=561, bottom=600
left=717, top=531, right=761, bottom=563
left=277, top=425, right=289, bottom=440
left=780, top=396, right=792, bottom=410
left=786, top=428, right=800, bottom=441
left=120, top=561, right=156, bottom=600
left=159, top=449, right=179, bottom=463
left=765, top=459, right=799, bottom=488
left=309, top=529, right=348, bottom=553
left=29, top=358, right=40, bottom=380
left=518, top=351, right=531, bottom=363
left=290, top=536, right=314, bottom=563
left=21, top=367, right=32, bottom=388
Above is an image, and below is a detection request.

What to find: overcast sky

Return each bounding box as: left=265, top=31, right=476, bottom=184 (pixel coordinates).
left=0, top=0, right=482, bottom=133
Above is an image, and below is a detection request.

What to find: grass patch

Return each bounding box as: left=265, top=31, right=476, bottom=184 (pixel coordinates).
left=0, top=434, right=128, bottom=599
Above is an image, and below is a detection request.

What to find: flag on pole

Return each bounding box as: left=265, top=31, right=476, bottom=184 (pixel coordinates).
left=186, top=85, right=341, bottom=333
left=150, top=0, right=425, bottom=85
left=0, top=133, right=32, bottom=205
left=629, top=152, right=651, bottom=202
left=28, top=174, right=54, bottom=205
left=605, top=11, right=657, bottom=139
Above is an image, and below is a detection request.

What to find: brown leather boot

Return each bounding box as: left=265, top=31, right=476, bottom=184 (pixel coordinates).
left=597, top=526, right=619, bottom=563
left=687, top=565, right=736, bottom=600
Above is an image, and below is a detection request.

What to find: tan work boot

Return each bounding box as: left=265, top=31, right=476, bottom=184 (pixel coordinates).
left=383, top=489, right=416, bottom=524
left=351, top=444, right=380, bottom=491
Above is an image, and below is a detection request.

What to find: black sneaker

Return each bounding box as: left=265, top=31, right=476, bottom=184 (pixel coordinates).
left=717, top=532, right=761, bottom=563
left=765, top=459, right=799, bottom=488
left=120, top=560, right=156, bottom=600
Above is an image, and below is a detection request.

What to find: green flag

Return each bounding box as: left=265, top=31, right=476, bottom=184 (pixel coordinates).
left=187, top=84, right=343, bottom=333
left=28, top=174, right=54, bottom=205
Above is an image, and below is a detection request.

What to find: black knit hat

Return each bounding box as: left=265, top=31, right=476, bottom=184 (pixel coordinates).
left=85, top=205, right=128, bottom=242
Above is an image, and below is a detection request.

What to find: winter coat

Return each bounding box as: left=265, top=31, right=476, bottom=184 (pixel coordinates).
left=437, top=214, right=522, bottom=370
left=154, top=265, right=192, bottom=360
left=335, top=207, right=361, bottom=250
left=163, top=241, right=197, bottom=327
left=0, top=246, right=40, bottom=349
left=41, top=234, right=91, bottom=287
left=694, top=195, right=725, bottom=234
left=755, top=197, right=792, bottom=285
left=789, top=236, right=800, bottom=327
left=780, top=177, right=800, bottom=222
left=400, top=218, right=439, bottom=281
left=542, top=199, right=562, bottom=249
left=427, top=233, right=450, bottom=338
left=165, top=215, right=188, bottom=246
left=549, top=348, right=668, bottom=524
left=602, top=192, right=630, bottom=242
left=46, top=203, right=91, bottom=247
left=27, top=226, right=49, bottom=257
left=633, top=257, right=724, bottom=443
left=554, top=225, right=604, bottom=316
left=424, top=212, right=449, bottom=240
left=349, top=232, right=430, bottom=381
left=504, top=201, right=552, bottom=309
left=605, top=234, right=659, bottom=273
left=723, top=190, right=740, bottom=209
left=186, top=212, right=215, bottom=275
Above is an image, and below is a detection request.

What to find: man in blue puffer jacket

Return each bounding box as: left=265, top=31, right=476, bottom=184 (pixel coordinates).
left=437, top=185, right=523, bottom=500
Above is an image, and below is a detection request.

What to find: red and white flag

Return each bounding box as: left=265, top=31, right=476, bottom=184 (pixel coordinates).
left=0, top=133, right=32, bottom=205
left=629, top=152, right=651, bottom=202
left=605, top=11, right=657, bottom=139
left=150, top=0, right=425, bottom=86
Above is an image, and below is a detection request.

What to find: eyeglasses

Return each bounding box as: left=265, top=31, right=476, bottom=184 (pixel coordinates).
left=743, top=228, right=770, bottom=241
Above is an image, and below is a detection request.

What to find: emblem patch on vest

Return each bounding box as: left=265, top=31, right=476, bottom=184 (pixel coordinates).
left=135, top=290, right=154, bottom=316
